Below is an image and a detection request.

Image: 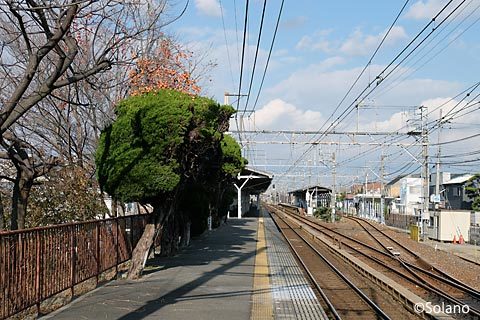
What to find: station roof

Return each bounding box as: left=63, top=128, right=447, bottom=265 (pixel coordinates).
left=236, top=167, right=273, bottom=194
left=288, top=185, right=332, bottom=195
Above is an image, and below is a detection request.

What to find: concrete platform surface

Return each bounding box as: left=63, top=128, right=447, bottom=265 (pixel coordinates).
left=263, top=212, right=327, bottom=320
left=41, top=219, right=258, bottom=320
left=422, top=240, right=480, bottom=262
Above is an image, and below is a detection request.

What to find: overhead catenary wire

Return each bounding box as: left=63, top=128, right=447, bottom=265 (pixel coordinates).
left=219, top=0, right=236, bottom=89
left=279, top=0, right=461, bottom=181
left=251, top=0, right=285, bottom=114
left=316, top=0, right=411, bottom=139
left=285, top=0, right=472, bottom=185
left=233, top=0, right=241, bottom=64
left=242, top=0, right=267, bottom=116
left=235, top=0, right=250, bottom=115
left=274, top=80, right=480, bottom=185
left=372, top=0, right=480, bottom=100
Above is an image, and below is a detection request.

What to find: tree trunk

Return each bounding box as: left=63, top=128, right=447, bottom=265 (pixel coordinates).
left=11, top=174, right=33, bottom=230
left=127, top=206, right=167, bottom=280
left=179, top=220, right=191, bottom=248
left=160, top=215, right=177, bottom=256
left=127, top=221, right=156, bottom=280
left=0, top=190, right=4, bottom=230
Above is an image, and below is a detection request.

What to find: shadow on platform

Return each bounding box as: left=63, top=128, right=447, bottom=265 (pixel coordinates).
left=44, top=218, right=259, bottom=320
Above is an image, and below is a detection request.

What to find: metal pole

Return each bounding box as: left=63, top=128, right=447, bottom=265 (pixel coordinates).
left=421, top=106, right=430, bottom=239
left=435, top=109, right=443, bottom=208
left=236, top=185, right=242, bottom=219
left=363, top=173, right=368, bottom=218
left=380, top=155, right=385, bottom=224
left=331, top=152, right=336, bottom=222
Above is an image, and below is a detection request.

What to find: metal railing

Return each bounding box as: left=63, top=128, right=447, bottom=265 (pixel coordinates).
left=0, top=214, right=152, bottom=319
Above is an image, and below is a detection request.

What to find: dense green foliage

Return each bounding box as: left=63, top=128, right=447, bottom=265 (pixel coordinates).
left=465, top=174, right=480, bottom=211
left=95, top=89, right=238, bottom=204
left=313, top=207, right=331, bottom=221
left=221, top=135, right=247, bottom=176
left=313, top=206, right=340, bottom=222
left=96, top=89, right=246, bottom=251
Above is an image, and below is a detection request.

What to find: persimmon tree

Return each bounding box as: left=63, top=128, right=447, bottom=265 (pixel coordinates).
left=95, top=89, right=244, bottom=279
left=129, top=37, right=202, bottom=96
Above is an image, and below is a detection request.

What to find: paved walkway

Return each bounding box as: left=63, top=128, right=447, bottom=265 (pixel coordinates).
left=43, top=219, right=258, bottom=320
left=41, top=212, right=327, bottom=320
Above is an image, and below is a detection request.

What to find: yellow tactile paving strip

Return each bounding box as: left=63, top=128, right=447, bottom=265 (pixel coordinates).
left=251, top=217, right=274, bottom=320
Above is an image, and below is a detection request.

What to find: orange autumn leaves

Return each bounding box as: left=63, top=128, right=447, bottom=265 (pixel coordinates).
left=129, top=38, right=201, bottom=96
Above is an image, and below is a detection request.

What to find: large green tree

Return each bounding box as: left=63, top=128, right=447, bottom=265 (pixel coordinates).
left=96, top=89, right=244, bottom=278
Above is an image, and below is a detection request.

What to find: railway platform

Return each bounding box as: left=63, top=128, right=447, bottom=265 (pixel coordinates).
left=422, top=240, right=480, bottom=264
left=40, top=211, right=326, bottom=320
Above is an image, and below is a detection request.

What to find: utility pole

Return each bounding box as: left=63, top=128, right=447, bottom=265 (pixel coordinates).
left=420, top=106, right=430, bottom=239
left=380, top=154, right=385, bottom=225
left=331, top=152, right=336, bottom=222
left=435, top=109, right=443, bottom=208
left=363, top=172, right=368, bottom=218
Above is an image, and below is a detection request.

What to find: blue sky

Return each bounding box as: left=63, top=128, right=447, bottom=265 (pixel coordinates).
left=168, top=0, right=480, bottom=190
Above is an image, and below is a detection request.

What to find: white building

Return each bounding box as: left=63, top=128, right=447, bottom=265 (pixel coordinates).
left=398, top=177, right=422, bottom=215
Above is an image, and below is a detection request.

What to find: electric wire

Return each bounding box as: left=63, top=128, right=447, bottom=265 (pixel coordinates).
left=373, top=0, right=480, bottom=99
left=235, top=0, right=249, bottom=114
left=243, top=0, right=267, bottom=115
left=233, top=0, right=241, bottom=63
left=251, top=0, right=285, bottom=114
left=279, top=0, right=462, bottom=181
left=314, top=0, right=411, bottom=141
left=219, top=0, right=236, bottom=89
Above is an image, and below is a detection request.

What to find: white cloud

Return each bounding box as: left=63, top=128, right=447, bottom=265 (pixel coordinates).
left=266, top=61, right=462, bottom=113
left=296, top=35, right=332, bottom=53
left=405, top=0, right=475, bottom=21
left=194, top=0, right=221, bottom=17
left=295, top=29, right=334, bottom=53
left=339, top=26, right=407, bottom=56
left=281, top=16, right=308, bottom=29
left=359, top=96, right=480, bottom=144
left=405, top=0, right=446, bottom=20
left=236, top=99, right=325, bottom=131
left=296, top=26, right=407, bottom=56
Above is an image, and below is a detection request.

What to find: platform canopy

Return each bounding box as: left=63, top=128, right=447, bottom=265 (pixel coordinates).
left=237, top=167, right=273, bottom=194
left=233, top=167, right=273, bottom=218
left=288, top=185, right=332, bottom=196
left=288, top=185, right=332, bottom=210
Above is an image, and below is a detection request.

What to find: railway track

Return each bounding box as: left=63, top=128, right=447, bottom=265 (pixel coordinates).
left=346, top=216, right=480, bottom=303
left=272, top=204, right=480, bottom=319
left=268, top=208, right=403, bottom=320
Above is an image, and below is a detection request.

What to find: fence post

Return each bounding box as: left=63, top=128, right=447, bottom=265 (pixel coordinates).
left=96, top=223, right=100, bottom=284
left=35, top=230, right=42, bottom=312
left=115, top=219, right=119, bottom=278
left=70, top=225, right=76, bottom=298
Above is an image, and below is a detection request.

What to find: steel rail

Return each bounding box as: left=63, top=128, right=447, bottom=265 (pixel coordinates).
left=274, top=205, right=480, bottom=318
left=269, top=207, right=391, bottom=320
left=347, top=216, right=480, bottom=298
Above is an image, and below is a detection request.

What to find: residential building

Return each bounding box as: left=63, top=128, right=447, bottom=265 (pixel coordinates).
left=442, top=174, right=474, bottom=210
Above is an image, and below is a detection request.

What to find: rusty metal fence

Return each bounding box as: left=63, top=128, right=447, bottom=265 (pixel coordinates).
left=0, top=214, right=152, bottom=319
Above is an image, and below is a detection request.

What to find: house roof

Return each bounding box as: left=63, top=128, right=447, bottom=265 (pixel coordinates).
left=386, top=173, right=420, bottom=186
left=443, top=174, right=473, bottom=185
